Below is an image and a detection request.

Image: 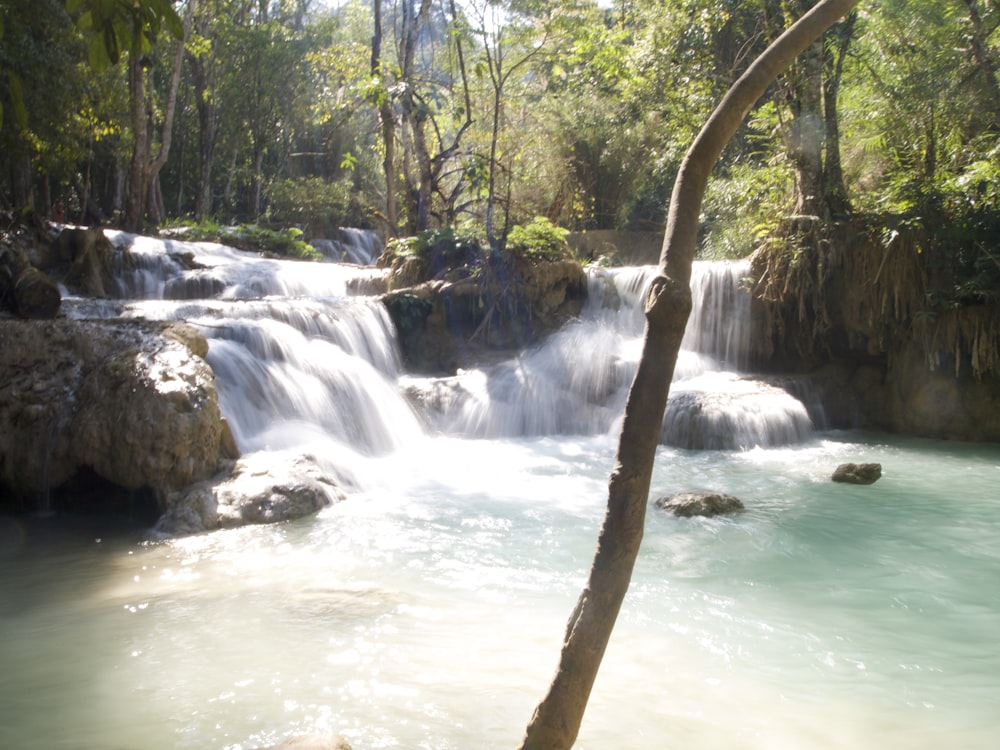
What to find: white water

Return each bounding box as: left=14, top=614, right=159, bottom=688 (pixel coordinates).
left=2, top=235, right=999, bottom=749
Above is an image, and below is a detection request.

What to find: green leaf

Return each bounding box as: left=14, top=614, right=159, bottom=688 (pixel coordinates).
left=7, top=72, right=28, bottom=129
left=104, top=25, right=120, bottom=64
left=340, top=151, right=359, bottom=170
left=146, top=0, right=185, bottom=40
left=163, top=6, right=185, bottom=41
left=65, top=0, right=83, bottom=14
left=88, top=31, right=110, bottom=71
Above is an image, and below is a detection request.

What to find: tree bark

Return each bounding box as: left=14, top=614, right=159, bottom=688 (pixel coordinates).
left=822, top=12, right=855, bottom=218
left=398, top=0, right=435, bottom=231
left=517, top=2, right=862, bottom=749
left=190, top=44, right=218, bottom=221
left=789, top=37, right=826, bottom=217
left=372, top=0, right=398, bottom=235
left=145, top=0, right=191, bottom=225
left=123, top=3, right=191, bottom=230
left=124, top=53, right=150, bottom=231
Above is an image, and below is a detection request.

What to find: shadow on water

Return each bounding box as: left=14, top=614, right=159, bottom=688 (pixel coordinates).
left=0, top=504, right=155, bottom=616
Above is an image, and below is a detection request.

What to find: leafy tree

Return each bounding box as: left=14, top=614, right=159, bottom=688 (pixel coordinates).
left=0, top=0, right=89, bottom=212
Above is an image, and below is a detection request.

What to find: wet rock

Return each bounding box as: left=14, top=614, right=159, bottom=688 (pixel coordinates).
left=0, top=319, right=224, bottom=508
left=832, top=462, right=882, bottom=484
left=154, top=453, right=345, bottom=536
left=381, top=246, right=587, bottom=373
left=13, top=265, right=61, bottom=318
left=1, top=245, right=61, bottom=318
left=655, top=491, right=745, bottom=517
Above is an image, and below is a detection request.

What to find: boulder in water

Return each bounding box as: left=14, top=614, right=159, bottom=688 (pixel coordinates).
left=655, top=491, right=745, bottom=517
left=831, top=462, right=882, bottom=484
left=154, top=453, right=346, bottom=536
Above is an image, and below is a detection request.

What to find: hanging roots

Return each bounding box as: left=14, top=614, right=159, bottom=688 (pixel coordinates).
left=750, top=216, right=1000, bottom=378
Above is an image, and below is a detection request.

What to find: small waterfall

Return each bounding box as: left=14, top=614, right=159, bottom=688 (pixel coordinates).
left=82, top=234, right=419, bottom=465
left=662, top=373, right=813, bottom=450
left=310, top=228, right=383, bottom=265
left=682, top=260, right=753, bottom=370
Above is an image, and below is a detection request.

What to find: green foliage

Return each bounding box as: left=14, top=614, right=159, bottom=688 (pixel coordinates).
left=506, top=217, right=571, bottom=261
left=266, top=177, right=353, bottom=229
left=69, top=0, right=185, bottom=72
left=161, top=221, right=321, bottom=261
left=700, top=159, right=794, bottom=260
left=384, top=292, right=432, bottom=336
left=385, top=225, right=485, bottom=269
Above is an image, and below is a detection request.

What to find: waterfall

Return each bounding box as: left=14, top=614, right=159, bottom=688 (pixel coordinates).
left=683, top=260, right=754, bottom=370
left=310, top=228, right=383, bottom=265
left=404, top=259, right=811, bottom=448
left=68, top=232, right=421, bottom=462
left=82, top=233, right=813, bottom=463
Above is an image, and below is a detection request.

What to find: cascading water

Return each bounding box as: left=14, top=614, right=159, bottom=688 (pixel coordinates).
left=3, top=232, right=998, bottom=750
left=86, top=233, right=813, bottom=454
left=404, top=260, right=812, bottom=449
left=310, top=228, right=384, bottom=266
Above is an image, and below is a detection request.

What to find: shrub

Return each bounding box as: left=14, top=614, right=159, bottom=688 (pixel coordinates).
left=160, top=221, right=321, bottom=260
left=506, top=217, right=571, bottom=262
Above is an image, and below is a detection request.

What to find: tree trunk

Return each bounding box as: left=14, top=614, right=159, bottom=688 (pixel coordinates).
left=822, top=12, right=855, bottom=218
left=123, top=2, right=190, bottom=230
left=10, top=152, right=34, bottom=213
left=517, top=2, right=861, bottom=748
left=145, top=0, right=192, bottom=224
left=192, top=59, right=218, bottom=221
left=398, top=0, right=434, bottom=231
left=124, top=53, right=150, bottom=231
left=787, top=34, right=826, bottom=218
left=372, top=0, right=398, bottom=235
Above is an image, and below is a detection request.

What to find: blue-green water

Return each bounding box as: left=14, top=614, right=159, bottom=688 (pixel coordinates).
left=1, top=431, right=997, bottom=749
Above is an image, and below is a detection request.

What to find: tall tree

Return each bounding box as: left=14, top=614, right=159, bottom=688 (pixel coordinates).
left=124, top=0, right=192, bottom=229
left=372, top=0, right=399, bottom=234
left=517, top=2, right=861, bottom=748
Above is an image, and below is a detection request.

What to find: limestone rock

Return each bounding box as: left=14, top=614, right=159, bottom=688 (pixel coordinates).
left=655, top=491, right=745, bottom=517
left=0, top=319, right=224, bottom=506
left=1, top=245, right=61, bottom=318
left=831, top=462, right=882, bottom=484
left=380, top=245, right=587, bottom=373
left=13, top=266, right=61, bottom=318
left=42, top=226, right=118, bottom=298
left=154, top=453, right=345, bottom=536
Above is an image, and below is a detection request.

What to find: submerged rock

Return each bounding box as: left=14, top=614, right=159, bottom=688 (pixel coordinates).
left=832, top=462, right=882, bottom=484
left=655, top=491, right=745, bottom=517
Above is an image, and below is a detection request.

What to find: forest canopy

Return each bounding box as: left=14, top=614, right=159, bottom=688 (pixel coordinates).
left=1, top=0, right=999, bottom=285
